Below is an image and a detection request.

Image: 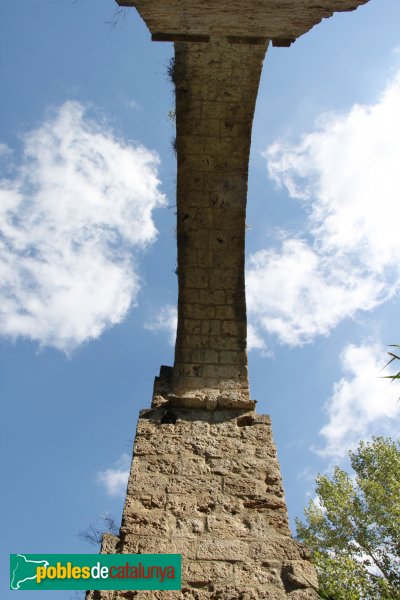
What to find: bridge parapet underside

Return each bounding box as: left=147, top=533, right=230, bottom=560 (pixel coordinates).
left=117, top=0, right=369, bottom=46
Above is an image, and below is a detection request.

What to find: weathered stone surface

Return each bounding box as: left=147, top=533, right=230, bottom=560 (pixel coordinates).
left=101, top=533, right=119, bottom=554
left=88, top=409, right=318, bottom=599
left=117, top=0, right=368, bottom=47
left=163, top=37, right=266, bottom=400
left=282, top=560, right=319, bottom=590
left=154, top=365, right=256, bottom=409
left=183, top=559, right=234, bottom=583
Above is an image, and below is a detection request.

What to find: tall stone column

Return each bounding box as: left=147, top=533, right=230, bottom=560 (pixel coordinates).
left=86, top=1, right=370, bottom=598
left=173, top=39, right=267, bottom=402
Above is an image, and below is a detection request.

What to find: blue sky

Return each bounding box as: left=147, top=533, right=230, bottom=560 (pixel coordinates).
left=1, top=1, right=400, bottom=598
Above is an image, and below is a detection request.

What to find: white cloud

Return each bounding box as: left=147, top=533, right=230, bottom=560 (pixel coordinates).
left=97, top=453, right=130, bottom=497
left=0, top=142, right=11, bottom=158
left=144, top=304, right=177, bottom=345
left=317, top=342, right=400, bottom=460
left=247, top=239, right=385, bottom=346
left=127, top=100, right=139, bottom=110
left=248, top=70, right=400, bottom=347
left=247, top=323, right=268, bottom=353
left=0, top=101, right=165, bottom=352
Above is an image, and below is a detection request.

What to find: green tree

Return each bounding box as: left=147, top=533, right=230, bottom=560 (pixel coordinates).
left=296, top=437, right=400, bottom=599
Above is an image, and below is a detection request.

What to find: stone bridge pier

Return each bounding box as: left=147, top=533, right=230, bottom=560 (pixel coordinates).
left=172, top=38, right=267, bottom=406
left=86, top=1, right=369, bottom=598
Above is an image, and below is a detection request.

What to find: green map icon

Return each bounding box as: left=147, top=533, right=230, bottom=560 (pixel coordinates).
left=10, top=554, right=49, bottom=590
left=10, top=553, right=181, bottom=590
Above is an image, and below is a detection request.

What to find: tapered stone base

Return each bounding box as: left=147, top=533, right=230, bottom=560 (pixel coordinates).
left=87, top=405, right=318, bottom=599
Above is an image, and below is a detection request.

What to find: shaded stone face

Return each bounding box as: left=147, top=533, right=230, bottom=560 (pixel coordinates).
left=117, top=0, right=369, bottom=46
